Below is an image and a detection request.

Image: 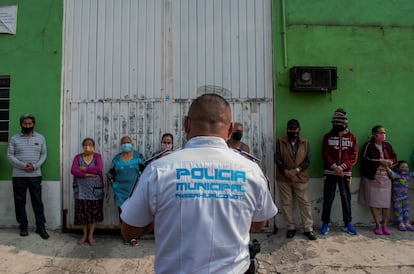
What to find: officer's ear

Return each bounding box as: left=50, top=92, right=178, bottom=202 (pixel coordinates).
left=184, top=116, right=190, bottom=133
left=227, top=122, right=234, bottom=140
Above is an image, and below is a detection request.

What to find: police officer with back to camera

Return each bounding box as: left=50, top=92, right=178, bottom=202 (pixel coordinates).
left=120, top=93, right=278, bottom=274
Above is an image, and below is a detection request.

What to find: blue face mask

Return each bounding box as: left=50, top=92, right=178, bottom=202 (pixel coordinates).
left=121, top=143, right=133, bottom=152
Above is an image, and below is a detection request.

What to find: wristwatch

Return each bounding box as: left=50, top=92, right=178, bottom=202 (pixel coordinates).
left=295, top=167, right=300, bottom=173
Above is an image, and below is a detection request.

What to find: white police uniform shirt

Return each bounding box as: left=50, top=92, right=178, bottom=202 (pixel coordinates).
left=121, top=136, right=278, bottom=274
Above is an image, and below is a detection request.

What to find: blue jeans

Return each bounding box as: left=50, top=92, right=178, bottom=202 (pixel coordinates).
left=321, top=175, right=352, bottom=224
left=12, top=177, right=46, bottom=229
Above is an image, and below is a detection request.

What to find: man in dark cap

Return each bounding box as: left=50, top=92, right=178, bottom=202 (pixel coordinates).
left=275, top=119, right=316, bottom=240
left=320, top=108, right=358, bottom=236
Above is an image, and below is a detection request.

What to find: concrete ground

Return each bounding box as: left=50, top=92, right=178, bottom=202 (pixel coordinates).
left=0, top=225, right=414, bottom=274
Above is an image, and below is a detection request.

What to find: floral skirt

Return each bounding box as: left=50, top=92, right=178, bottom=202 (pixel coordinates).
left=74, top=199, right=104, bottom=225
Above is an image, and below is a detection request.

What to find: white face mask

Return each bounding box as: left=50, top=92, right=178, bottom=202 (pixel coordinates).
left=161, top=143, right=173, bottom=150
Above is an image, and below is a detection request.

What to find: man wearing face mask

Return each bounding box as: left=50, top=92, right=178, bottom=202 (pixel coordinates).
left=275, top=119, right=316, bottom=240
left=227, top=122, right=250, bottom=153
left=320, top=108, right=358, bottom=236
left=7, top=114, right=49, bottom=239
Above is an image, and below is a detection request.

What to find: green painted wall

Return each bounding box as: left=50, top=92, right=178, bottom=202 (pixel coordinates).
left=0, top=0, right=63, bottom=180
left=273, top=0, right=414, bottom=177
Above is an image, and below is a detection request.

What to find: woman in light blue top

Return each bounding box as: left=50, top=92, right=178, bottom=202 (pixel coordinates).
left=107, top=136, right=145, bottom=245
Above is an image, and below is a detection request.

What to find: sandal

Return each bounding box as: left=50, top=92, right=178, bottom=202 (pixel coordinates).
left=405, top=223, right=413, bottom=231
left=77, top=237, right=87, bottom=245
left=129, top=238, right=139, bottom=247
left=374, top=225, right=383, bottom=235
left=88, top=238, right=96, bottom=246
left=399, top=223, right=407, bottom=231
left=382, top=225, right=391, bottom=235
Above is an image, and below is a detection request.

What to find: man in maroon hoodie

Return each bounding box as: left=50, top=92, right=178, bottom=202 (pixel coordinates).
left=320, top=108, right=358, bottom=235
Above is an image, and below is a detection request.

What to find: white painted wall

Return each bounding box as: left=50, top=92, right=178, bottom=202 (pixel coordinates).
left=0, top=181, right=61, bottom=230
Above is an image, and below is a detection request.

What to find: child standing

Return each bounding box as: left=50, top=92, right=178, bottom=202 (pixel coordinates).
left=387, top=160, right=413, bottom=231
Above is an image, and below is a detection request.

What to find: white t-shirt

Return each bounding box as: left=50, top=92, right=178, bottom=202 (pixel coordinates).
left=121, top=136, right=278, bottom=274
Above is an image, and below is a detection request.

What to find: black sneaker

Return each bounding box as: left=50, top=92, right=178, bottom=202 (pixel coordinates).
left=304, top=231, right=317, bottom=240
left=35, top=228, right=50, bottom=240
left=20, top=228, right=28, bottom=237
left=286, top=229, right=296, bottom=238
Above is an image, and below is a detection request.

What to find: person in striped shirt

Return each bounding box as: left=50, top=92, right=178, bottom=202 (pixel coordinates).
left=7, top=114, right=49, bottom=239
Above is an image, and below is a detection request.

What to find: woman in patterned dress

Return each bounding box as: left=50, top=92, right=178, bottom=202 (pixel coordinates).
left=71, top=137, right=104, bottom=246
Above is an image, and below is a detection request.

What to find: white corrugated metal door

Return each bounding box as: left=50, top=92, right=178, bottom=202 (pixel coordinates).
left=62, top=0, right=274, bottom=229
